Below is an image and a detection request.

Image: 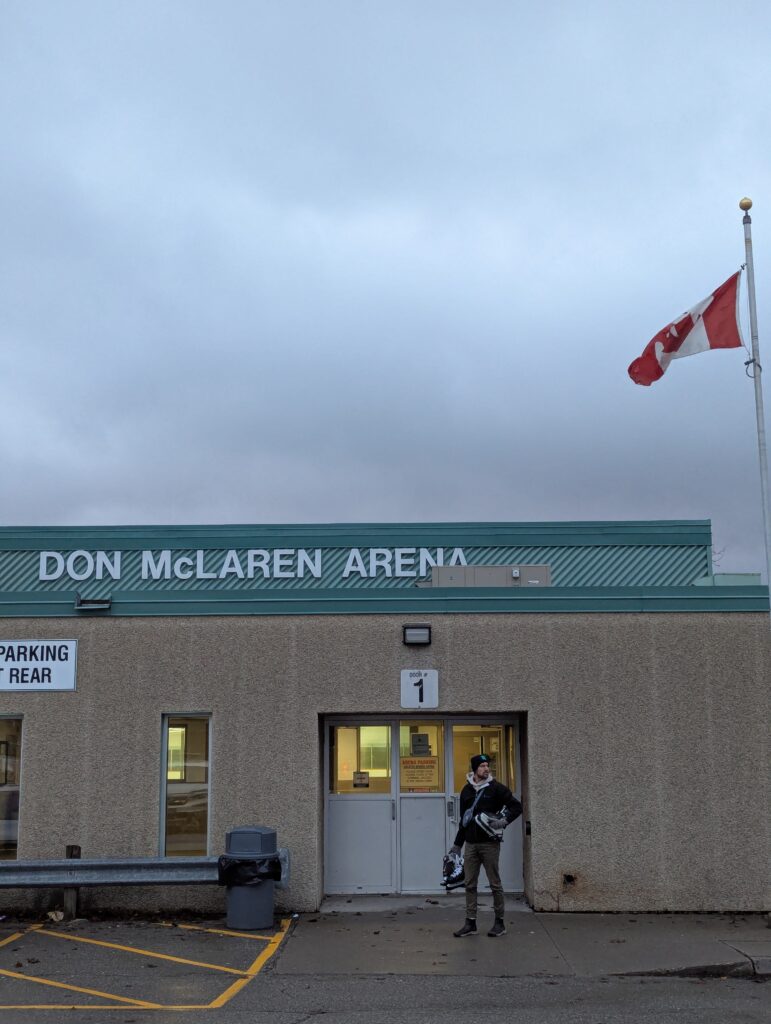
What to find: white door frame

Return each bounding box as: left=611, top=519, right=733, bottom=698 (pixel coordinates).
left=442, top=717, right=524, bottom=894
left=323, top=718, right=398, bottom=894
left=323, top=715, right=522, bottom=895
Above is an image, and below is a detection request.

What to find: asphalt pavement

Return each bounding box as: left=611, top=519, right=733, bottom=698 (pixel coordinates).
left=280, top=894, right=770, bottom=980
left=0, top=896, right=767, bottom=1022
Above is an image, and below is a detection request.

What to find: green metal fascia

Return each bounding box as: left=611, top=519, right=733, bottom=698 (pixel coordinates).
left=0, top=585, right=766, bottom=617
left=0, top=520, right=713, bottom=552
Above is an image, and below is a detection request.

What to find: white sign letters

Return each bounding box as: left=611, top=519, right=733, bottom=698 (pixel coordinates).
left=36, top=547, right=468, bottom=585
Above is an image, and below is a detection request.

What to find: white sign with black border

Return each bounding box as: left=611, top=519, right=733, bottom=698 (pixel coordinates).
left=400, top=669, right=438, bottom=709
left=0, top=640, right=78, bottom=691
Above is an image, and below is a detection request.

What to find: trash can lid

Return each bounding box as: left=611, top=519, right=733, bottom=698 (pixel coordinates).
left=226, top=826, right=277, bottom=854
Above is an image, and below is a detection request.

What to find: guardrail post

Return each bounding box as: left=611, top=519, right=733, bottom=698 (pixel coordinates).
left=63, top=845, right=81, bottom=920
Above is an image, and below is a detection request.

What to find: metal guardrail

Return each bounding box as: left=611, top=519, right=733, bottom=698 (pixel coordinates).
left=0, top=850, right=291, bottom=890
left=0, top=856, right=220, bottom=888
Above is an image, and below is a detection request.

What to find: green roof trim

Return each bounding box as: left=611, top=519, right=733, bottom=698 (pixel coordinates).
left=0, top=520, right=712, bottom=551
left=0, top=585, right=766, bottom=617
left=0, top=521, right=715, bottom=594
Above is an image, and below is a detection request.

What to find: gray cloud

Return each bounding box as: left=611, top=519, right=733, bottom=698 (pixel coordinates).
left=1, top=0, right=770, bottom=577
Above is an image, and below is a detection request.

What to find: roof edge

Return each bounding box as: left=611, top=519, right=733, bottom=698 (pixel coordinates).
left=0, top=584, right=766, bottom=618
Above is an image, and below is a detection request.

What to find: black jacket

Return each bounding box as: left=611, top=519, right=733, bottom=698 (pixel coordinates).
left=454, top=778, right=522, bottom=846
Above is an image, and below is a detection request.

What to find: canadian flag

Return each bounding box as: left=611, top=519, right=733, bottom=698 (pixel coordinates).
left=628, top=272, right=744, bottom=386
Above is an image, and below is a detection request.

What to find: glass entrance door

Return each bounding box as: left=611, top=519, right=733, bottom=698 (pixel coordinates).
left=325, top=723, right=396, bottom=893
left=398, top=721, right=446, bottom=891
left=449, top=723, right=522, bottom=893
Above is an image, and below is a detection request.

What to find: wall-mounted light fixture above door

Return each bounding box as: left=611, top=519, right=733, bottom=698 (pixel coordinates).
left=402, top=624, right=431, bottom=646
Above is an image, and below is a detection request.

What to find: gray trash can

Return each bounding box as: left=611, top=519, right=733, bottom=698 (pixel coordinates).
left=222, top=826, right=278, bottom=930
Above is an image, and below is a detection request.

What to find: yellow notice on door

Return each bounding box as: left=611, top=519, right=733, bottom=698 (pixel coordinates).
left=400, top=756, right=439, bottom=789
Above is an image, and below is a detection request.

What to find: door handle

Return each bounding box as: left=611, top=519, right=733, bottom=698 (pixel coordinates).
left=447, top=799, right=454, bottom=816
left=391, top=800, right=396, bottom=821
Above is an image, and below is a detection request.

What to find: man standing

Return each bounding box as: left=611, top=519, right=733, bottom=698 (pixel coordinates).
left=451, top=753, right=522, bottom=938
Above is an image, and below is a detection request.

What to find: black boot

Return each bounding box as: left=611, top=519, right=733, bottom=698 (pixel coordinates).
left=453, top=918, right=477, bottom=937
left=487, top=918, right=506, bottom=937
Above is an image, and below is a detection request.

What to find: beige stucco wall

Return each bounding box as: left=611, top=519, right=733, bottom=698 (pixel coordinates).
left=0, top=611, right=768, bottom=913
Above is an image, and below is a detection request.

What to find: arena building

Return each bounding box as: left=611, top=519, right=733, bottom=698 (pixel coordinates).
left=0, top=520, right=768, bottom=913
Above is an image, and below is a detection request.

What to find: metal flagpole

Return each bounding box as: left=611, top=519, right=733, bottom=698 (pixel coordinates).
left=739, top=197, right=771, bottom=617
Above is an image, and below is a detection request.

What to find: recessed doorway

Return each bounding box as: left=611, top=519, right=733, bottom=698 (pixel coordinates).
left=324, top=716, right=523, bottom=895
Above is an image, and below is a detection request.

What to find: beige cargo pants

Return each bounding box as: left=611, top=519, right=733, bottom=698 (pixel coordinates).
left=463, top=841, right=504, bottom=920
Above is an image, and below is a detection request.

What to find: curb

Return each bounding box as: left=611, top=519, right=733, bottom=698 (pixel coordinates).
left=618, top=960, right=767, bottom=981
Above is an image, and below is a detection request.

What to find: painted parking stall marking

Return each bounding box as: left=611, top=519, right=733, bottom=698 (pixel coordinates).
left=36, top=927, right=253, bottom=975
left=0, top=918, right=291, bottom=1011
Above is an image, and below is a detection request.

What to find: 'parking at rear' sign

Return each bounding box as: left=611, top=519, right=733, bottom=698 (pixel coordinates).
left=0, top=641, right=77, bottom=691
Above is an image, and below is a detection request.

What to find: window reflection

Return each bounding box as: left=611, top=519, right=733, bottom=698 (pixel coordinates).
left=0, top=719, right=21, bottom=861
left=330, top=725, right=391, bottom=794
left=167, top=726, right=186, bottom=780
left=399, top=721, right=444, bottom=793
left=451, top=725, right=509, bottom=792
left=164, top=716, right=209, bottom=856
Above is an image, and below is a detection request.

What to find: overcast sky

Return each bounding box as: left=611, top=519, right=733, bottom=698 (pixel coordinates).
left=2, top=1, right=771, bottom=576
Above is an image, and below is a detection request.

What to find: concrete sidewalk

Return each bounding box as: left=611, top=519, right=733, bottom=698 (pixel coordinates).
left=275, top=896, right=770, bottom=979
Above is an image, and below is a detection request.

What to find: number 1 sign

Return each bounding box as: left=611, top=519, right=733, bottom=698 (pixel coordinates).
left=400, top=669, right=439, bottom=709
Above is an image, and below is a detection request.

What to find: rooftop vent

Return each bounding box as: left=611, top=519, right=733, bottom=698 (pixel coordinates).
left=425, top=564, right=551, bottom=588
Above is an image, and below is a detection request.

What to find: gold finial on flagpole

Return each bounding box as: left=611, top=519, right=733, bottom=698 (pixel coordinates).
left=740, top=197, right=753, bottom=211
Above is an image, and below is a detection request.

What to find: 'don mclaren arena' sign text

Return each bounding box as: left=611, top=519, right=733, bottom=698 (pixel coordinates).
left=36, top=547, right=469, bottom=584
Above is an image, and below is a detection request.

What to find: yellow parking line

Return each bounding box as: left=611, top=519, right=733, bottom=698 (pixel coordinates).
left=160, top=922, right=277, bottom=941
left=36, top=928, right=249, bottom=975
left=207, top=917, right=291, bottom=1009
left=0, top=967, right=161, bottom=1007
left=0, top=918, right=291, bottom=1011
left=0, top=1005, right=211, bottom=1012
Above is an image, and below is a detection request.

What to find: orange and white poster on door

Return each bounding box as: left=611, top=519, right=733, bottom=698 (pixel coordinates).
left=400, top=756, right=439, bottom=788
